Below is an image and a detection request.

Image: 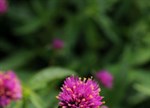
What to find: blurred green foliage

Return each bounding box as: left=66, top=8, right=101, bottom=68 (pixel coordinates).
left=0, top=0, right=150, bottom=108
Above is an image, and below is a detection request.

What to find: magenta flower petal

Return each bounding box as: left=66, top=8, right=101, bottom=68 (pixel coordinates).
left=52, top=38, right=64, bottom=49
left=0, top=0, right=8, bottom=14
left=96, top=70, right=113, bottom=89
left=57, top=76, right=103, bottom=108
left=0, top=71, right=22, bottom=107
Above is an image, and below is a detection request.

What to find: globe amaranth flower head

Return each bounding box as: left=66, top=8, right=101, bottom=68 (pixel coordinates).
left=96, top=70, right=113, bottom=89
left=0, top=70, right=22, bottom=107
left=57, top=76, right=104, bottom=108
left=0, top=0, right=8, bottom=14
left=52, top=38, right=64, bottom=49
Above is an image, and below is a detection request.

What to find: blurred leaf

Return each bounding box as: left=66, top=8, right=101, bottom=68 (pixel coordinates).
left=85, top=21, right=102, bottom=49
left=8, top=3, right=34, bottom=22
left=121, top=46, right=150, bottom=66
left=16, top=70, right=35, bottom=82
left=129, top=69, right=150, bottom=84
left=31, top=0, right=44, bottom=15
left=45, top=86, right=59, bottom=108
left=29, top=67, right=76, bottom=90
left=12, top=100, right=23, bottom=108
left=134, top=84, right=150, bottom=96
left=94, top=15, right=120, bottom=44
left=30, top=91, right=44, bottom=108
left=103, top=63, right=129, bottom=108
left=128, top=69, right=150, bottom=105
left=23, top=86, right=45, bottom=108
left=114, top=0, right=132, bottom=19
left=128, top=93, right=149, bottom=105
left=0, top=50, right=35, bottom=70
left=61, top=17, right=81, bottom=56
left=14, top=19, right=43, bottom=35
left=136, top=0, right=150, bottom=12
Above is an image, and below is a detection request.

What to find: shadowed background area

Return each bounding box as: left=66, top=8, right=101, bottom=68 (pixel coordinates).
left=0, top=0, right=150, bottom=108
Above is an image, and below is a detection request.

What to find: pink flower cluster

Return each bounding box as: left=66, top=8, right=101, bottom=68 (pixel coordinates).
left=0, top=0, right=8, bottom=14
left=52, top=38, right=64, bottom=49
left=96, top=70, right=113, bottom=89
left=57, top=76, right=103, bottom=108
left=0, top=71, right=22, bottom=107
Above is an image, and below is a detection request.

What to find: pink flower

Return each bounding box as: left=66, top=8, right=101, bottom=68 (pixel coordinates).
left=52, top=38, right=64, bottom=49
left=57, top=76, right=104, bottom=108
left=96, top=70, right=113, bottom=89
left=0, top=0, right=8, bottom=14
left=0, top=71, right=22, bottom=107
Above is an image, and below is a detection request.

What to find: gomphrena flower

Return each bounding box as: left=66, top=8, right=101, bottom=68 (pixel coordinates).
left=0, top=0, right=8, bottom=14
left=57, top=76, right=103, bottom=108
left=0, top=71, right=22, bottom=107
left=96, top=70, right=113, bottom=89
left=52, top=38, right=64, bottom=49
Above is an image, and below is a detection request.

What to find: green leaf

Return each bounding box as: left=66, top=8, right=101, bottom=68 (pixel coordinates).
left=129, top=69, right=150, bottom=84
left=29, top=67, right=76, bottom=90
left=94, top=15, right=120, bottom=44
left=12, top=100, right=23, bottom=108
left=104, top=64, right=130, bottom=108
left=30, top=91, right=44, bottom=108
left=134, top=84, right=150, bottom=96
left=0, top=50, right=35, bottom=70
left=129, top=70, right=150, bottom=105
left=15, top=19, right=43, bottom=35
left=23, top=86, right=45, bottom=108
left=128, top=93, right=149, bottom=105
left=131, top=47, right=150, bottom=65
left=16, top=70, right=35, bottom=82
left=121, top=46, right=150, bottom=66
left=85, top=21, right=102, bottom=49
